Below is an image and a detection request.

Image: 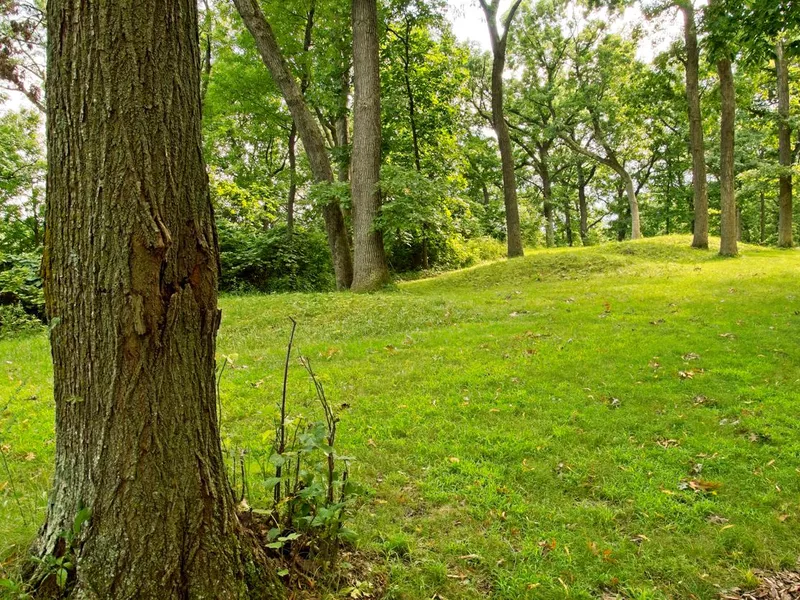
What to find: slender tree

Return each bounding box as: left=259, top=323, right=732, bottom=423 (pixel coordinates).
left=776, top=38, right=793, bottom=247
left=37, top=0, right=282, bottom=596
left=479, top=0, right=525, bottom=258
left=680, top=1, right=709, bottom=249
left=351, top=0, right=390, bottom=291
left=717, top=54, right=738, bottom=256
left=233, top=0, right=354, bottom=289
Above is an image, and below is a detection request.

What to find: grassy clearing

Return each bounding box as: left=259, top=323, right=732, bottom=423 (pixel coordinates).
left=1, top=236, right=799, bottom=599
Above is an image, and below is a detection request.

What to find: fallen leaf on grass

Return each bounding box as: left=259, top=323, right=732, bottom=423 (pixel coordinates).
left=656, top=438, right=680, bottom=449
left=680, top=479, right=722, bottom=494
left=707, top=514, right=729, bottom=525
left=682, top=352, right=701, bottom=361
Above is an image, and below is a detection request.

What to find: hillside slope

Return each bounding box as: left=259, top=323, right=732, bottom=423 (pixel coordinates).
left=2, top=236, right=799, bottom=599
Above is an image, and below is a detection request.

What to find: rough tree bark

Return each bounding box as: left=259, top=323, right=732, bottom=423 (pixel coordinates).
left=351, top=0, right=390, bottom=292
left=717, top=56, right=738, bottom=256
left=776, top=38, right=793, bottom=248
left=479, top=0, right=524, bottom=258
left=233, top=0, right=353, bottom=289
left=37, top=1, right=283, bottom=598
left=680, top=1, right=709, bottom=249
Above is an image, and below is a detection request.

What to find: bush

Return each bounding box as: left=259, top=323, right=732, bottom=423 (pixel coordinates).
left=0, top=304, right=42, bottom=338
left=0, top=251, right=45, bottom=337
left=218, top=222, right=335, bottom=293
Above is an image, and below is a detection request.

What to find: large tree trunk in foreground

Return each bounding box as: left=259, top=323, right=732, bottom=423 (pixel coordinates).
left=776, top=39, right=793, bottom=248
left=717, top=56, right=738, bottom=257
left=479, top=0, right=524, bottom=258
left=38, top=1, right=282, bottom=598
left=681, top=2, right=709, bottom=249
left=351, top=0, right=390, bottom=292
left=233, top=0, right=353, bottom=289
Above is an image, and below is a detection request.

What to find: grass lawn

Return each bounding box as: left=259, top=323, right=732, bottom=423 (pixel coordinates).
left=1, top=235, right=799, bottom=599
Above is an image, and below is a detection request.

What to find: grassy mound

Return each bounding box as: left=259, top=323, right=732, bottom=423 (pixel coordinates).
left=2, top=236, right=799, bottom=599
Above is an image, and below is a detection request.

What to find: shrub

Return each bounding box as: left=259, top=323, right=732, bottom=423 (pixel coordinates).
left=217, top=222, right=334, bottom=293
left=0, top=252, right=45, bottom=337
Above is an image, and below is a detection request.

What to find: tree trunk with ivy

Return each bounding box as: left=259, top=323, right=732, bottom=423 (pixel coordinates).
left=35, top=1, right=283, bottom=597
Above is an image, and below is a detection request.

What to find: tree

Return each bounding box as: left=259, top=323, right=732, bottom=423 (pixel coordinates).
left=351, top=0, right=390, bottom=291
left=508, top=0, right=573, bottom=248
left=560, top=27, right=646, bottom=240
left=233, top=0, right=354, bottom=289
left=479, top=0, right=525, bottom=258
left=0, top=0, right=45, bottom=112
left=0, top=108, right=44, bottom=252
left=775, top=37, right=793, bottom=247
left=707, top=0, right=740, bottom=256
left=680, top=1, right=710, bottom=248
left=35, top=0, right=282, bottom=596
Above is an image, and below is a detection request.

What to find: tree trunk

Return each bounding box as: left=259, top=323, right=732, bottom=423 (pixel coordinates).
left=760, top=190, right=766, bottom=244
left=287, top=123, right=297, bottom=233
left=620, top=166, right=642, bottom=240
left=38, top=2, right=282, bottom=597
left=491, top=52, right=524, bottom=257
left=541, top=149, right=554, bottom=247
left=233, top=0, right=353, bottom=289
left=564, top=201, right=573, bottom=247
left=479, top=0, right=524, bottom=257
left=681, top=2, right=709, bottom=249
left=577, top=162, right=590, bottom=246
left=351, top=0, right=390, bottom=292
left=776, top=39, right=793, bottom=248
left=717, top=56, right=738, bottom=257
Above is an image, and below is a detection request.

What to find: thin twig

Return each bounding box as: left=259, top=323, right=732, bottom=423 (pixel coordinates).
left=275, top=318, right=297, bottom=504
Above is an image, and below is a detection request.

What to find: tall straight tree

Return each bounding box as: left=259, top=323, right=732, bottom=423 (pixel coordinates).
left=680, top=1, right=709, bottom=249
left=776, top=38, right=793, bottom=248
left=479, top=0, right=525, bottom=258
left=717, top=54, right=738, bottom=256
left=351, top=0, right=390, bottom=291
left=233, top=0, right=354, bottom=289
left=38, top=0, right=282, bottom=597
left=707, top=0, right=738, bottom=256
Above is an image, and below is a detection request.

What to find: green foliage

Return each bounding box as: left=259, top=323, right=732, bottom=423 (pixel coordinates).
left=0, top=252, right=44, bottom=338
left=0, top=110, right=45, bottom=255
left=217, top=222, right=334, bottom=293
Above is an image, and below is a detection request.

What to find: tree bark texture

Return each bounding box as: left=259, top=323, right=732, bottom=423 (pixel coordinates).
left=480, top=0, right=524, bottom=258
left=717, top=56, right=738, bottom=257
left=233, top=0, right=353, bottom=289
left=776, top=39, right=793, bottom=248
left=351, top=0, right=390, bottom=292
left=40, top=1, right=282, bottom=598
left=681, top=2, right=709, bottom=249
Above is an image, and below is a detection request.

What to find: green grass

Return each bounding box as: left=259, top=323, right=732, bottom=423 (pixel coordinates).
left=2, top=235, right=800, bottom=599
